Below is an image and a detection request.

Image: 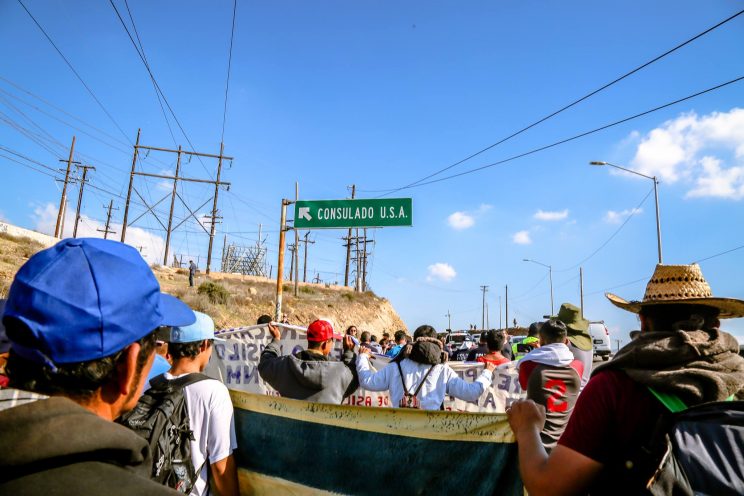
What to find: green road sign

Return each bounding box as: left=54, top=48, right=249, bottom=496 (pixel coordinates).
left=294, top=198, right=413, bottom=229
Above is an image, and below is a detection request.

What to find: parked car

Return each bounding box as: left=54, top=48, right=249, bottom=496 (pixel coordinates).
left=589, top=321, right=612, bottom=361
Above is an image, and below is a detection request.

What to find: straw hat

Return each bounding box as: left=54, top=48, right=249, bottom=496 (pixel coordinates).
left=606, top=264, right=744, bottom=319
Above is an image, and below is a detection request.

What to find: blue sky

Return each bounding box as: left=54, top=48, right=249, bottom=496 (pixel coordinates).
left=1, top=0, right=743, bottom=345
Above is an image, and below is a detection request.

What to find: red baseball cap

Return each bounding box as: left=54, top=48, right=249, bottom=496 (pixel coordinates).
left=307, top=319, right=343, bottom=342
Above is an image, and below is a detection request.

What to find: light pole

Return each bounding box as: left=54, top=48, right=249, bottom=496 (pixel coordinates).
left=590, top=161, right=663, bottom=264
left=523, top=259, right=553, bottom=316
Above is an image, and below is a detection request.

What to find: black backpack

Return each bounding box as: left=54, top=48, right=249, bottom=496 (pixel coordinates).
left=118, top=373, right=210, bottom=493
left=636, top=389, right=744, bottom=495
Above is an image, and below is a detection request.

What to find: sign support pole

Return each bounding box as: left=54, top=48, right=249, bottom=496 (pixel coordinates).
left=275, top=199, right=289, bottom=321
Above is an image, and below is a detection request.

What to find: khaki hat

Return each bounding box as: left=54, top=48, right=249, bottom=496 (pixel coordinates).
left=606, top=264, right=744, bottom=319
left=556, top=303, right=592, bottom=351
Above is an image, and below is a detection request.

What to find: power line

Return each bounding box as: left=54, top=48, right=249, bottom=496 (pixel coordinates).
left=16, top=0, right=133, bottom=146
left=555, top=187, right=654, bottom=272
left=221, top=0, right=237, bottom=144
left=107, top=0, right=214, bottom=179
left=365, top=8, right=744, bottom=195
left=379, top=75, right=744, bottom=192
left=693, top=243, right=744, bottom=264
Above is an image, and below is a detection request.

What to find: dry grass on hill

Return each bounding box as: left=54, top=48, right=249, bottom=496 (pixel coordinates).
left=0, top=232, right=406, bottom=335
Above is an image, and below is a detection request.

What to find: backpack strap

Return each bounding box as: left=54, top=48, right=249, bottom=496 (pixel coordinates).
left=396, top=362, right=436, bottom=398
left=150, top=372, right=211, bottom=391
left=648, top=386, right=735, bottom=413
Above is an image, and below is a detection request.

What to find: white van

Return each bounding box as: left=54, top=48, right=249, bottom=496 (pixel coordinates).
left=589, top=321, right=612, bottom=361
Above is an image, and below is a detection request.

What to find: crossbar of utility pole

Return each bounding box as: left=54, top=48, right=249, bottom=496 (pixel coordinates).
left=136, top=144, right=233, bottom=160
left=120, top=130, right=233, bottom=275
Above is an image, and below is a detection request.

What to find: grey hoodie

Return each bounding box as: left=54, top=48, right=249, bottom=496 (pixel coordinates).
left=258, top=340, right=358, bottom=404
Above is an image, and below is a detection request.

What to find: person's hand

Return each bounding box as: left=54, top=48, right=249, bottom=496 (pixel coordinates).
left=358, top=345, right=373, bottom=357
left=484, top=361, right=497, bottom=372
left=506, top=399, right=546, bottom=440
left=268, top=322, right=281, bottom=341
left=343, top=335, right=355, bottom=351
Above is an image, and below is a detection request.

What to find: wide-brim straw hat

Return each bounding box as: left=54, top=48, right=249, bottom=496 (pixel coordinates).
left=606, top=263, right=744, bottom=319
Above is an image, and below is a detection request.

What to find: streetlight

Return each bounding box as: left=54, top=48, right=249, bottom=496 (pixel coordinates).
left=590, top=161, right=663, bottom=264
left=523, top=258, right=554, bottom=316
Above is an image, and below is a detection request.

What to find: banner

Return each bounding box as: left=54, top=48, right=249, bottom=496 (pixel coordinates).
left=208, top=324, right=525, bottom=412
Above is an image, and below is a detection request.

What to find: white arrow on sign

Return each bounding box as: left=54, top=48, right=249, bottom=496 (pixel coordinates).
left=298, top=207, right=312, bottom=221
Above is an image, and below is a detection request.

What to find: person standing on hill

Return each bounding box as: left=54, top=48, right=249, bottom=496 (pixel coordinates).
left=189, top=260, right=197, bottom=287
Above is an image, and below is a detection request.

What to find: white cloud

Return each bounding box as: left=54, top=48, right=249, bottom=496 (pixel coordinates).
left=447, top=211, right=474, bottom=230
left=426, top=262, right=456, bottom=282
left=534, top=209, right=569, bottom=221
left=686, top=156, right=744, bottom=200
left=32, top=202, right=167, bottom=264
left=512, top=230, right=532, bottom=245
left=627, top=108, right=744, bottom=198
left=446, top=204, right=493, bottom=230
left=604, top=208, right=643, bottom=224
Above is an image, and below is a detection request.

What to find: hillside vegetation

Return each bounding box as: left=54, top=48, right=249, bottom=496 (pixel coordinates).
left=0, top=232, right=407, bottom=334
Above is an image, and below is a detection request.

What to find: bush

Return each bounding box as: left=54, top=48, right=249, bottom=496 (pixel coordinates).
left=176, top=268, right=188, bottom=275
left=198, top=281, right=230, bottom=305
left=300, top=286, right=315, bottom=294
left=341, top=292, right=354, bottom=301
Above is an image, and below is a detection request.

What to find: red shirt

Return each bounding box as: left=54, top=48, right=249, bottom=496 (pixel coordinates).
left=476, top=355, right=510, bottom=366
left=557, top=369, right=666, bottom=491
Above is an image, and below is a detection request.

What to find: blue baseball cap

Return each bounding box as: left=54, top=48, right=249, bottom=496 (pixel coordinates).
left=169, top=311, right=223, bottom=343
left=2, top=238, right=195, bottom=366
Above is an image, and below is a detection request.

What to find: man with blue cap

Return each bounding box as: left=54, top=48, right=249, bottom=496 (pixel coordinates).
left=0, top=238, right=195, bottom=495
left=160, top=311, right=238, bottom=496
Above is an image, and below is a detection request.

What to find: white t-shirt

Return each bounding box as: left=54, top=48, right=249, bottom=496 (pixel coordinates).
left=164, top=373, right=238, bottom=496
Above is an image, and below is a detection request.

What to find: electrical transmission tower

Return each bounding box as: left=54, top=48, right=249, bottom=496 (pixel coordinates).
left=120, top=129, right=232, bottom=273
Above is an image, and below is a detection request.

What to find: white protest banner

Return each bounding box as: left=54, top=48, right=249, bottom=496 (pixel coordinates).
left=207, top=325, right=525, bottom=412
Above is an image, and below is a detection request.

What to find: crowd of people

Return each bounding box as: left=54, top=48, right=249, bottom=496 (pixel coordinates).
left=1, top=237, right=743, bottom=495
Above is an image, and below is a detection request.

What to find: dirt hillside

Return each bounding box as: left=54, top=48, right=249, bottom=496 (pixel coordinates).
left=0, top=232, right=407, bottom=335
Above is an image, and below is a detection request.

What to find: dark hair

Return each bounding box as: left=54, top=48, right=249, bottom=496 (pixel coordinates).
left=379, top=338, right=389, bottom=346
left=479, top=332, right=488, bottom=344
left=371, top=335, right=378, bottom=342
left=360, top=331, right=371, bottom=342
left=540, top=319, right=567, bottom=344
left=640, top=304, right=720, bottom=333
left=6, top=323, right=158, bottom=401
left=528, top=322, right=543, bottom=337
left=413, top=325, right=436, bottom=339
left=485, top=330, right=505, bottom=352
left=394, top=330, right=407, bottom=342
left=346, top=325, right=358, bottom=335
left=169, top=340, right=210, bottom=360
left=257, top=314, right=272, bottom=325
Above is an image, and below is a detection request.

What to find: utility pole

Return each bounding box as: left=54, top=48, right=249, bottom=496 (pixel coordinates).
left=72, top=164, right=95, bottom=238
left=206, top=142, right=226, bottom=275
left=302, top=231, right=315, bottom=283
left=288, top=243, right=296, bottom=281
left=294, top=182, right=299, bottom=296
left=505, top=285, right=509, bottom=333
left=163, top=146, right=182, bottom=265
left=120, top=129, right=141, bottom=243
left=96, top=200, right=117, bottom=239
left=275, top=199, right=290, bottom=320
left=355, top=228, right=360, bottom=291
left=615, top=339, right=621, bottom=353
left=55, top=136, right=77, bottom=238
left=580, top=266, right=585, bottom=319
left=480, top=285, right=489, bottom=330
left=445, top=310, right=451, bottom=330
left=344, top=184, right=355, bottom=286
left=499, top=296, right=502, bottom=329
left=362, top=228, right=369, bottom=291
